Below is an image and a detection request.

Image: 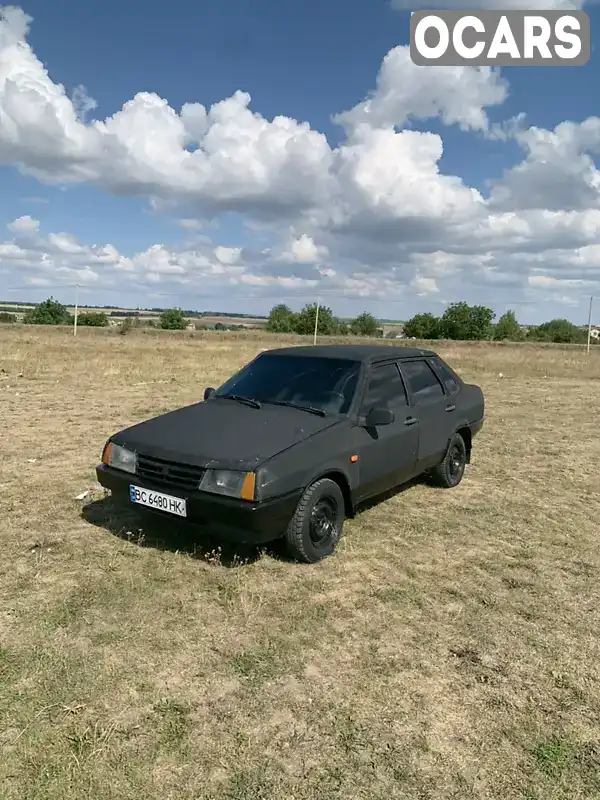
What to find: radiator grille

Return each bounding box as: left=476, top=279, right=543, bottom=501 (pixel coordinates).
left=136, top=453, right=204, bottom=491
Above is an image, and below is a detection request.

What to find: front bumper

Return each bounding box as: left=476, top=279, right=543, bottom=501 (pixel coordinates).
left=96, top=464, right=301, bottom=544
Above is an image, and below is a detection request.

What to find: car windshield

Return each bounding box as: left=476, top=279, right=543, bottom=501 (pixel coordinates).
left=214, top=354, right=360, bottom=415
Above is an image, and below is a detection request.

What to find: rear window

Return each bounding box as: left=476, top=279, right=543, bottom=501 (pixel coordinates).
left=429, top=356, right=460, bottom=394
left=215, top=354, right=360, bottom=414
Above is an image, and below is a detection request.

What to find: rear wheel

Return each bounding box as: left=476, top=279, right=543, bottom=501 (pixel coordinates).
left=284, top=478, right=345, bottom=563
left=430, top=432, right=467, bottom=488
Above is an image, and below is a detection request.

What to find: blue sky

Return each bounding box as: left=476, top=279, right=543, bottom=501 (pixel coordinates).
left=1, top=1, right=599, bottom=323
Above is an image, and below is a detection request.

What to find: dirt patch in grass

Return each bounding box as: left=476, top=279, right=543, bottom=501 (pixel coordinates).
left=1, top=326, right=600, bottom=799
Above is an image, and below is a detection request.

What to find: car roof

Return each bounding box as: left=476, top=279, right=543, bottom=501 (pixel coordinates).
left=259, top=344, right=436, bottom=363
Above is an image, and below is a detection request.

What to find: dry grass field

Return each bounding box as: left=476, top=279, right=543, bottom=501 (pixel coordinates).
left=1, top=325, right=600, bottom=800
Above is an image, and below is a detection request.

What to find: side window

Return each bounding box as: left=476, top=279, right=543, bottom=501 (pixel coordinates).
left=361, top=363, right=407, bottom=411
left=401, top=360, right=444, bottom=403
left=429, top=356, right=459, bottom=394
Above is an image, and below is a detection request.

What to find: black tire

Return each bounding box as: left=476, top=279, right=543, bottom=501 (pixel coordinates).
left=284, top=478, right=345, bottom=563
left=430, top=433, right=467, bottom=488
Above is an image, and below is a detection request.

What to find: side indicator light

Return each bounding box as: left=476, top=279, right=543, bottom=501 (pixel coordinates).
left=350, top=455, right=359, bottom=463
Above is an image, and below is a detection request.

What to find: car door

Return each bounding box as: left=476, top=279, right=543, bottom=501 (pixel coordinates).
left=352, top=361, right=419, bottom=503
left=399, top=358, right=453, bottom=471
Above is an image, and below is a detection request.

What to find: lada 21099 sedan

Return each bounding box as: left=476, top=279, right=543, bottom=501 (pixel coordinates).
left=97, top=345, right=485, bottom=563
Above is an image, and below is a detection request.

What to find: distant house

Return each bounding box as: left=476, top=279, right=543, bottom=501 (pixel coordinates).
left=384, top=330, right=406, bottom=340
left=380, top=323, right=405, bottom=338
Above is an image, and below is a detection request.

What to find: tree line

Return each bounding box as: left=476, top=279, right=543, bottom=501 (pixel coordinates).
left=0, top=298, right=192, bottom=330
left=1, top=297, right=595, bottom=345
left=402, top=303, right=593, bottom=344
left=0, top=298, right=110, bottom=327
left=0, top=299, right=262, bottom=332
left=267, top=301, right=594, bottom=344
left=266, top=303, right=379, bottom=336
left=0, top=300, right=266, bottom=320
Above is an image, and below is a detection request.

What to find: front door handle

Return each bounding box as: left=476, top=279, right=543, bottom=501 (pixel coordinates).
left=404, top=417, right=418, bottom=426
left=445, top=404, right=456, bottom=412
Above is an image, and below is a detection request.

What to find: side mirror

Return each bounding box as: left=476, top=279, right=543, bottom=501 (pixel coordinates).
left=365, top=407, right=394, bottom=427
left=204, top=387, right=215, bottom=400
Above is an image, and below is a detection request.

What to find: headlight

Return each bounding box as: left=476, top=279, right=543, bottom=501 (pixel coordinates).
left=199, top=469, right=255, bottom=501
left=102, top=442, right=137, bottom=475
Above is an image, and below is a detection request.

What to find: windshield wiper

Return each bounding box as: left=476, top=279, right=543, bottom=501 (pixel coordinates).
left=216, top=394, right=262, bottom=409
left=267, top=400, right=326, bottom=417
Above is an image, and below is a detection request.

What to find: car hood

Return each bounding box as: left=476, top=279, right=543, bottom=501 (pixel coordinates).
left=111, top=399, right=340, bottom=470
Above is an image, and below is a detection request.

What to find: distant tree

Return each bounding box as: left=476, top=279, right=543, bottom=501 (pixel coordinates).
left=159, top=308, right=187, bottom=330
left=440, top=302, right=495, bottom=341
left=529, top=318, right=586, bottom=344
left=0, top=311, right=16, bottom=323
left=293, top=303, right=345, bottom=336
left=265, top=303, right=297, bottom=333
left=77, top=311, right=108, bottom=327
left=349, top=311, right=379, bottom=337
left=494, top=310, right=522, bottom=341
left=334, top=319, right=350, bottom=336
left=23, top=297, right=71, bottom=325
left=403, top=312, right=441, bottom=340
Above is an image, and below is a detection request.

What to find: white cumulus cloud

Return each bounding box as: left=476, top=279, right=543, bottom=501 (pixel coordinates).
left=281, top=234, right=329, bottom=264
left=334, top=46, right=507, bottom=133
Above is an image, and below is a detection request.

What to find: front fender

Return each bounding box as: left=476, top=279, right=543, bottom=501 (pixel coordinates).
left=303, top=461, right=357, bottom=493
left=257, top=422, right=357, bottom=502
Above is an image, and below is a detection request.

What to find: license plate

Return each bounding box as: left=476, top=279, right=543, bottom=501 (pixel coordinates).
left=129, top=484, right=187, bottom=517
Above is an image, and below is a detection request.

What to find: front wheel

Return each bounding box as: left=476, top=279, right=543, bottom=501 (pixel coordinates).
left=284, top=478, right=345, bottom=563
left=430, top=433, right=467, bottom=488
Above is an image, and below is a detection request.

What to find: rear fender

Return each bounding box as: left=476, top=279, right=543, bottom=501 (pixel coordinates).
left=444, top=423, right=473, bottom=463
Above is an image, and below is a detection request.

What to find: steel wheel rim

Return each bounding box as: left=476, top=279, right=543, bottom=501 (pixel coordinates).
left=309, top=497, right=338, bottom=547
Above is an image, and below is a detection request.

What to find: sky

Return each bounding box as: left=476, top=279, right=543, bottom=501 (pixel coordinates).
left=0, top=1, right=599, bottom=324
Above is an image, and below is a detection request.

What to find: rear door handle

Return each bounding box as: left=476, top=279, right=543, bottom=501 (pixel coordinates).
left=445, top=404, right=456, bottom=412
left=404, top=417, right=418, bottom=426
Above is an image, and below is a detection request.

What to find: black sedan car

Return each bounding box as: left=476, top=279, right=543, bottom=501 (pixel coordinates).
left=97, top=345, right=484, bottom=563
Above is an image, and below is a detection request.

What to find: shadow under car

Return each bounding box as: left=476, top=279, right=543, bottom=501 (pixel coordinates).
left=80, top=495, right=278, bottom=567
left=81, top=476, right=427, bottom=566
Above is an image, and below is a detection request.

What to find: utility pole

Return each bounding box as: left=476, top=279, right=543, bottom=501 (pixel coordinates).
left=73, top=283, right=79, bottom=336
left=586, top=295, right=594, bottom=355
left=313, top=296, right=320, bottom=345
